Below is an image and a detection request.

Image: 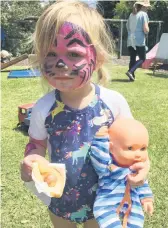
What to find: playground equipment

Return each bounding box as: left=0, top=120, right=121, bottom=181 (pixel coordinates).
left=1, top=53, right=41, bottom=78
left=141, top=43, right=159, bottom=69
left=1, top=54, right=28, bottom=70
left=8, top=69, right=40, bottom=78
left=140, top=33, right=168, bottom=74
left=17, top=103, right=34, bottom=130
left=0, top=50, right=12, bottom=63
left=152, top=33, right=168, bottom=74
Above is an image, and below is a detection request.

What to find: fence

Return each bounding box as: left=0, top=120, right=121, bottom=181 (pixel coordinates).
left=105, top=19, right=163, bottom=58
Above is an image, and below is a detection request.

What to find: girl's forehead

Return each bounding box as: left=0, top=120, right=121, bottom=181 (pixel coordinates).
left=58, top=22, right=91, bottom=44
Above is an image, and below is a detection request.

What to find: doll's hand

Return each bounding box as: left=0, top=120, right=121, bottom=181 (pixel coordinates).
left=127, top=159, right=150, bottom=187
left=141, top=199, right=154, bottom=216
left=20, top=154, right=49, bottom=182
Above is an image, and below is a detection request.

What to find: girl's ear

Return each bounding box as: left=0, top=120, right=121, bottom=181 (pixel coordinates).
left=95, top=53, right=105, bottom=71
left=95, top=61, right=103, bottom=71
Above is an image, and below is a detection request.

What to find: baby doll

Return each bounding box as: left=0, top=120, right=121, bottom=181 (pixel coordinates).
left=90, top=118, right=153, bottom=228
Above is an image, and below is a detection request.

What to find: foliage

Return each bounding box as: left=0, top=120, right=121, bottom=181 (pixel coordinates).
left=114, top=1, right=133, bottom=19
left=149, top=0, right=168, bottom=33
left=97, top=0, right=119, bottom=18
left=1, top=1, right=43, bottom=56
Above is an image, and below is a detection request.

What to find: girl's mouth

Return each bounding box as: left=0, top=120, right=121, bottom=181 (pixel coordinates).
left=55, top=77, right=73, bottom=80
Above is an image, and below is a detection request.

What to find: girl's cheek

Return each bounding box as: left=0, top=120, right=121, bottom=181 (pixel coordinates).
left=45, top=77, right=56, bottom=88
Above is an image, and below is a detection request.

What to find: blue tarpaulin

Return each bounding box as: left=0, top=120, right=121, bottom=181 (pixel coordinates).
left=8, top=69, right=41, bottom=78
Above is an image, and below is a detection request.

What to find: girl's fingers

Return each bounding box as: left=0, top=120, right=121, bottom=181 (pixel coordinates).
left=129, top=162, right=145, bottom=171
left=127, top=172, right=146, bottom=187
left=130, top=160, right=150, bottom=173
left=20, top=168, right=32, bottom=182
left=20, top=154, right=49, bottom=182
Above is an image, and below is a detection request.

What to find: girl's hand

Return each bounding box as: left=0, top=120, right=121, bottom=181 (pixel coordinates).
left=127, top=159, right=150, bottom=187
left=20, top=154, right=49, bottom=182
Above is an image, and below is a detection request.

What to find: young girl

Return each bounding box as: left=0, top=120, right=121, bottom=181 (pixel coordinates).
left=20, top=1, right=150, bottom=228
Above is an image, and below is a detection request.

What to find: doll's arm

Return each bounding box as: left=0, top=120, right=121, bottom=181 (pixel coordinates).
left=90, top=136, right=112, bottom=177
left=136, top=180, right=154, bottom=215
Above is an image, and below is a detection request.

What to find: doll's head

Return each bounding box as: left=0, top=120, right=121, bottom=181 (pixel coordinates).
left=109, top=119, right=149, bottom=168
left=33, top=1, right=113, bottom=91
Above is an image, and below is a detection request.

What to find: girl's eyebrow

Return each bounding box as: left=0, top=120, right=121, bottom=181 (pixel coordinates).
left=67, top=38, right=87, bottom=47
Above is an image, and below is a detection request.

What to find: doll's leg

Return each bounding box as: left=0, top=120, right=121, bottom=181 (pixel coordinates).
left=93, top=206, right=122, bottom=228
left=127, top=201, right=144, bottom=228
left=49, top=211, right=76, bottom=228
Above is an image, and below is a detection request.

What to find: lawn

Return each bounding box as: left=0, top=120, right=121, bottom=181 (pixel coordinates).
left=1, top=65, right=168, bottom=228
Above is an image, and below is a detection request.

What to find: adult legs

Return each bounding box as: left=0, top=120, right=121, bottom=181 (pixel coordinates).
left=49, top=211, right=76, bottom=228
left=128, top=46, right=146, bottom=77
left=126, top=46, right=137, bottom=81
left=128, top=46, right=137, bottom=72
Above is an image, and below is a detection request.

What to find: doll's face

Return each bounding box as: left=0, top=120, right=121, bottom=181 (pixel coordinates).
left=109, top=119, right=149, bottom=167
left=110, top=135, right=148, bottom=168
left=43, top=22, right=96, bottom=91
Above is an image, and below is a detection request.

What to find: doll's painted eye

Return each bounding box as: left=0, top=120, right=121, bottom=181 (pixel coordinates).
left=141, top=147, right=146, bottom=151
left=128, top=146, right=132, bottom=150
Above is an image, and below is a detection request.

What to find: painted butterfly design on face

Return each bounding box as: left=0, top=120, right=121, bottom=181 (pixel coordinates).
left=43, top=22, right=96, bottom=90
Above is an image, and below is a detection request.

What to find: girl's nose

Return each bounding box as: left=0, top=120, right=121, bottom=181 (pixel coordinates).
left=56, top=59, right=68, bottom=70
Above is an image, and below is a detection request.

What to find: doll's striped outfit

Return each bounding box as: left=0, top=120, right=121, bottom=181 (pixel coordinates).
left=90, top=136, right=153, bottom=228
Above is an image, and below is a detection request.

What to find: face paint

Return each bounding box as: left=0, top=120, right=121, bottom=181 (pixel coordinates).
left=43, top=22, right=96, bottom=91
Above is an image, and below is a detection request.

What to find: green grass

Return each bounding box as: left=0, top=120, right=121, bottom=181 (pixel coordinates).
left=1, top=65, right=168, bottom=228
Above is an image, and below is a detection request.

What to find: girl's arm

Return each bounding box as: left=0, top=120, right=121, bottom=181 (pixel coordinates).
left=24, top=137, right=47, bottom=157
left=21, top=137, right=49, bottom=182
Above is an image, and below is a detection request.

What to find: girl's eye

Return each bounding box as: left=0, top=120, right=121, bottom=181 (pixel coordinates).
left=47, top=52, right=57, bottom=57
left=141, top=147, right=146, bottom=151
left=68, top=52, right=81, bottom=58
left=128, top=146, right=132, bottom=150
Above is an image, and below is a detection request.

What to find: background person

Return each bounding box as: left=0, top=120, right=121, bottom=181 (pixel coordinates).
left=126, top=0, right=150, bottom=81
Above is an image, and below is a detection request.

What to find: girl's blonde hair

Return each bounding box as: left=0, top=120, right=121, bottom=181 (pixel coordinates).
left=33, top=0, right=113, bottom=87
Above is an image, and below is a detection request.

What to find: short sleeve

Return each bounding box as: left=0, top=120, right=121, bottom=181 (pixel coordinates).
left=99, top=87, right=133, bottom=120
left=142, top=12, right=149, bottom=24
left=28, top=104, right=48, bottom=140
left=28, top=90, right=55, bottom=140
left=114, top=92, right=133, bottom=120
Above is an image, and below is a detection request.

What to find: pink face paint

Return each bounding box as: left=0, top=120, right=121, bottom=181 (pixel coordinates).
left=43, top=22, right=96, bottom=91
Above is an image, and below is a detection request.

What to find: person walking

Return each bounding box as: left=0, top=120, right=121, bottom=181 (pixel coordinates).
left=126, top=0, right=150, bottom=81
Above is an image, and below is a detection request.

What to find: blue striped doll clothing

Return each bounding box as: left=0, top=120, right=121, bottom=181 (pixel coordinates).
left=90, top=136, right=153, bottom=228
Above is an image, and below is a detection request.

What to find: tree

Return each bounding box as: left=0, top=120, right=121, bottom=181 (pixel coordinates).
left=1, top=1, right=43, bottom=56
left=97, top=0, right=119, bottom=18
